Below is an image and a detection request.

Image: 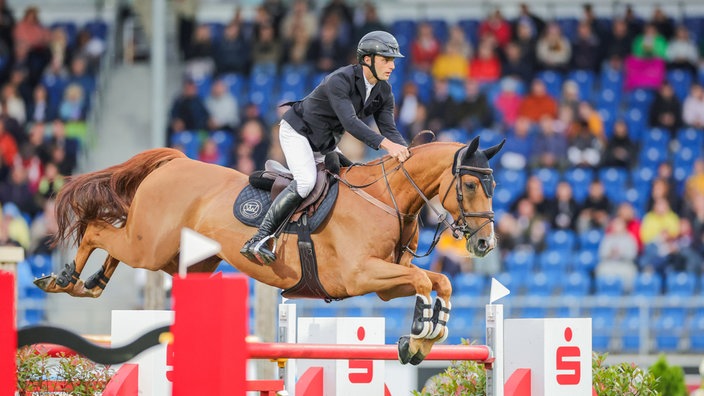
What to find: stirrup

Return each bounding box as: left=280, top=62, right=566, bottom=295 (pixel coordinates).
left=253, top=235, right=277, bottom=265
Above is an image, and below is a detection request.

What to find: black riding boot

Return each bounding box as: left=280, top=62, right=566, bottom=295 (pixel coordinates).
left=241, top=181, right=304, bottom=265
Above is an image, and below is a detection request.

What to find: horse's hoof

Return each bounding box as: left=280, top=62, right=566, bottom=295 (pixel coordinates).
left=398, top=336, right=412, bottom=364
left=410, top=352, right=426, bottom=366
left=33, top=274, right=56, bottom=291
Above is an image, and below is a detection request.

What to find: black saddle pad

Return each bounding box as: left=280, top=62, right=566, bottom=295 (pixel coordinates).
left=233, top=181, right=338, bottom=233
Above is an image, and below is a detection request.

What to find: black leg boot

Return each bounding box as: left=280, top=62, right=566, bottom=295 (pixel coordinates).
left=241, top=181, right=304, bottom=265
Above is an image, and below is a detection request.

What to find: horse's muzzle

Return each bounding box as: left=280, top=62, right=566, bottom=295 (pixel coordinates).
left=466, top=236, right=496, bottom=258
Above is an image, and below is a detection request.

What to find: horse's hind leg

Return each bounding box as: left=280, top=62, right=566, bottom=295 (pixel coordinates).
left=77, top=255, right=120, bottom=297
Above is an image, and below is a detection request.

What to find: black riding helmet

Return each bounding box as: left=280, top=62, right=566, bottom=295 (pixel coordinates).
left=356, top=31, right=404, bottom=80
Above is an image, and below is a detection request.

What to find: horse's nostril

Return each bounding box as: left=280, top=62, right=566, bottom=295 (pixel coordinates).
left=477, top=239, right=488, bottom=252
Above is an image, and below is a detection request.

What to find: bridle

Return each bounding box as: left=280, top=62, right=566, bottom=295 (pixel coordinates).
left=336, top=145, right=496, bottom=260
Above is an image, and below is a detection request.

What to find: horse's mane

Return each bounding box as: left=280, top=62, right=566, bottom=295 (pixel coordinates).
left=52, top=148, right=187, bottom=247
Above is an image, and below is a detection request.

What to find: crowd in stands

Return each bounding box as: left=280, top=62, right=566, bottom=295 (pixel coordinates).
left=166, top=1, right=704, bottom=304
left=0, top=2, right=107, bottom=323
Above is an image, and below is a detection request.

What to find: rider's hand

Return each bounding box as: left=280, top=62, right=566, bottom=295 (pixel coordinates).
left=380, top=139, right=411, bottom=162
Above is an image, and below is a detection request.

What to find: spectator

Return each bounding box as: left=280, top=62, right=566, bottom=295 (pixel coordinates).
left=455, top=79, right=493, bottom=130
left=174, top=0, right=198, bottom=60
left=198, top=137, right=221, bottom=165
left=559, top=80, right=581, bottom=115
left=604, top=18, right=634, bottom=60
left=319, top=0, right=354, bottom=38
left=0, top=166, right=40, bottom=217
left=0, top=202, right=29, bottom=250
left=214, top=22, right=251, bottom=76
left=647, top=177, right=683, bottom=216
left=596, top=217, right=639, bottom=292
left=615, top=202, right=643, bottom=252
left=493, top=77, right=523, bottom=127
left=232, top=118, right=270, bottom=170
left=184, top=24, right=215, bottom=79
left=40, top=120, right=79, bottom=176
left=252, top=21, right=284, bottom=71
left=499, top=116, right=532, bottom=170
left=648, top=81, right=682, bottom=134
left=307, top=22, right=345, bottom=73
left=469, top=39, right=501, bottom=83
left=576, top=101, right=605, bottom=143
left=531, top=115, right=568, bottom=170
left=685, top=159, right=704, bottom=204
left=34, top=161, right=63, bottom=209
left=430, top=231, right=471, bottom=279
left=281, top=0, right=317, bottom=41
left=547, top=181, right=579, bottom=231
left=58, top=83, right=85, bottom=122
left=168, top=77, right=210, bottom=138
left=2, top=83, right=25, bottom=125
left=67, top=57, right=96, bottom=104
left=261, top=0, right=288, bottom=37
left=71, top=29, right=105, bottom=75
left=501, top=41, right=533, bottom=83
left=27, top=84, right=54, bottom=123
left=410, top=22, right=441, bottom=73
left=632, top=23, right=667, bottom=59
left=0, top=99, right=22, bottom=145
left=638, top=198, right=682, bottom=273
left=425, top=78, right=455, bottom=132
left=29, top=198, right=58, bottom=255
left=281, top=22, right=312, bottom=68
left=536, top=23, right=571, bottom=72
left=514, top=21, right=538, bottom=73
left=512, top=175, right=550, bottom=214
left=479, top=9, right=512, bottom=48
left=571, top=22, right=601, bottom=72
left=205, top=78, right=239, bottom=132
left=0, top=119, right=16, bottom=169
left=431, top=25, right=471, bottom=81
left=601, top=120, right=636, bottom=169
left=353, top=3, right=386, bottom=42
left=396, top=81, right=422, bottom=139
left=650, top=6, right=674, bottom=40
left=518, top=79, right=558, bottom=123
left=577, top=180, right=611, bottom=232
left=683, top=83, right=704, bottom=128
left=666, top=25, right=699, bottom=74
left=513, top=3, right=545, bottom=39
left=0, top=0, right=15, bottom=61
left=48, top=26, right=69, bottom=70
left=567, top=120, right=602, bottom=168
left=511, top=198, right=547, bottom=252
left=687, top=194, right=704, bottom=274
left=12, top=6, right=51, bottom=65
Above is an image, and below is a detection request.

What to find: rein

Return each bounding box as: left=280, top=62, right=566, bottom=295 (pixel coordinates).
left=333, top=146, right=496, bottom=261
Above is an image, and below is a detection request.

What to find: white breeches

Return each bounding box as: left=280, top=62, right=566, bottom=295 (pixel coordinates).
left=278, top=120, right=326, bottom=198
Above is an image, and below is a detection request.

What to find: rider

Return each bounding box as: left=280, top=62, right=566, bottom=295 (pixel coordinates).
left=241, top=30, right=411, bottom=265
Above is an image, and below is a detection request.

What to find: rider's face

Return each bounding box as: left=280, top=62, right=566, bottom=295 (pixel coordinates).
left=373, top=56, right=396, bottom=81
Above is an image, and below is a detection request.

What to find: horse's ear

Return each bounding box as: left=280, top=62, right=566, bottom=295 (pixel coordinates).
left=410, top=130, right=436, bottom=147
left=482, top=139, right=506, bottom=160
left=466, top=136, right=480, bottom=156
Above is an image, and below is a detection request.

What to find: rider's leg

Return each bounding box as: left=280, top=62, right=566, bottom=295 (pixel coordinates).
left=240, top=120, right=320, bottom=264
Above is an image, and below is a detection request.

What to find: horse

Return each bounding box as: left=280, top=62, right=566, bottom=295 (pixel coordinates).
left=35, top=135, right=504, bottom=365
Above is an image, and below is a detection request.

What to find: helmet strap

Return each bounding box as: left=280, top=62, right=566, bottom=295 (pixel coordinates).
left=361, top=54, right=380, bottom=81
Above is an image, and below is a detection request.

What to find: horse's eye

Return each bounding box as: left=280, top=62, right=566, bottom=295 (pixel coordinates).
left=465, top=182, right=477, bottom=191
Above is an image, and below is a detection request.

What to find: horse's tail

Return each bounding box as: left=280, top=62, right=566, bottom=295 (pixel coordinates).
left=52, top=148, right=188, bottom=247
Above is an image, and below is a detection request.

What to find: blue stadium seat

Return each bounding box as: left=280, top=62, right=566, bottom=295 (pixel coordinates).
left=413, top=228, right=437, bottom=270
left=626, top=88, right=655, bottom=112
left=504, top=250, right=536, bottom=274
left=545, top=229, right=576, bottom=253
left=599, top=65, right=624, bottom=92
left=578, top=228, right=603, bottom=253
left=391, top=19, right=416, bottom=41
left=689, top=313, right=704, bottom=351
left=495, top=168, right=527, bottom=197
left=50, top=21, right=78, bottom=46
left=620, top=314, right=642, bottom=352
left=572, top=250, right=598, bottom=273
left=598, top=167, right=629, bottom=203
left=665, top=272, right=696, bottom=296
left=555, top=18, right=579, bottom=41
left=561, top=271, right=591, bottom=297
left=427, top=19, right=449, bottom=42
left=194, top=75, right=212, bottom=99
left=537, top=70, right=563, bottom=99
left=624, top=108, right=647, bottom=141
left=203, top=22, right=225, bottom=43
left=83, top=19, right=109, bottom=40
left=632, top=272, right=662, bottom=297
left=638, top=146, right=669, bottom=169
left=667, top=69, right=693, bottom=101
left=595, top=88, right=620, bottom=109
left=653, top=314, right=683, bottom=351
left=29, top=254, right=53, bottom=278
left=677, top=127, right=704, bottom=148
left=494, top=272, right=523, bottom=295
left=564, top=167, right=594, bottom=203
left=457, top=19, right=480, bottom=46
left=532, top=168, right=560, bottom=199
left=567, top=70, right=594, bottom=100
left=592, top=313, right=612, bottom=351
left=674, top=146, right=697, bottom=186
left=538, top=249, right=570, bottom=274
left=525, top=272, right=556, bottom=297
left=597, top=106, right=617, bottom=138
left=492, top=185, right=515, bottom=213
left=455, top=273, right=486, bottom=297
left=447, top=306, right=479, bottom=344
left=595, top=276, right=624, bottom=296
left=170, top=131, right=201, bottom=159
left=408, top=70, right=433, bottom=104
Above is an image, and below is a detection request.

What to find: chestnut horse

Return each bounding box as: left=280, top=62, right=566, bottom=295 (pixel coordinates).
left=36, top=136, right=503, bottom=365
